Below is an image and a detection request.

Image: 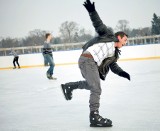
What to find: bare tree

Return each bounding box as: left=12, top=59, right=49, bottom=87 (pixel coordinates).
left=29, top=29, right=47, bottom=37
left=78, top=28, right=93, bottom=42
left=27, top=29, right=47, bottom=46
left=129, top=27, right=151, bottom=37
left=140, top=27, right=151, bottom=36
left=115, top=20, right=130, bottom=34
left=59, top=21, right=79, bottom=43
left=0, top=37, right=19, bottom=48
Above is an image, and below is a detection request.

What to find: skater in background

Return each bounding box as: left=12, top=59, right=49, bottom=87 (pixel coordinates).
left=10, top=49, right=20, bottom=69
left=42, top=33, right=57, bottom=80
left=61, top=0, right=130, bottom=127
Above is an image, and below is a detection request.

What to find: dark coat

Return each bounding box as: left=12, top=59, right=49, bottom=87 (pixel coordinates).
left=82, top=11, right=124, bottom=80
left=82, top=11, right=118, bottom=51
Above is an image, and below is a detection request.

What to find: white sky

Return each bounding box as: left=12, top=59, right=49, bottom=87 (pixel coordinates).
left=0, top=0, right=160, bottom=38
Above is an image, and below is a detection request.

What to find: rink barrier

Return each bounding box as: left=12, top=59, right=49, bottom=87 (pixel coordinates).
left=0, top=62, right=78, bottom=70
left=0, top=44, right=160, bottom=70
left=0, top=56, right=160, bottom=70
left=119, top=56, right=160, bottom=61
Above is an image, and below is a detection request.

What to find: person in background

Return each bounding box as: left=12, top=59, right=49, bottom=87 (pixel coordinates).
left=10, top=49, right=20, bottom=69
left=61, top=0, right=130, bottom=127
left=42, top=33, right=57, bottom=80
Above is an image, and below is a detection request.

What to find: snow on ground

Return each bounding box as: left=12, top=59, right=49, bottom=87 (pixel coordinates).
left=0, top=59, right=160, bottom=131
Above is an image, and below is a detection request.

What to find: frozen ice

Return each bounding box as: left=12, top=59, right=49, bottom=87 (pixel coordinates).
left=0, top=59, right=160, bottom=131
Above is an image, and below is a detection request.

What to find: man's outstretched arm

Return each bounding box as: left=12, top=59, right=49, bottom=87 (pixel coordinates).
left=83, top=0, right=114, bottom=37
left=110, top=62, right=131, bottom=81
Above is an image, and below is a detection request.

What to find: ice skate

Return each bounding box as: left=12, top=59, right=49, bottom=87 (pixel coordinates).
left=61, top=84, right=73, bottom=100
left=90, top=110, right=112, bottom=127
left=46, top=73, right=50, bottom=79
left=49, top=76, right=57, bottom=80
left=46, top=73, right=57, bottom=80
left=61, top=82, right=79, bottom=100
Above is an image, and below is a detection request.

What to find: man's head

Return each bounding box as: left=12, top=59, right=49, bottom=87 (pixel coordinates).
left=114, top=31, right=128, bottom=48
left=45, top=33, right=52, bottom=41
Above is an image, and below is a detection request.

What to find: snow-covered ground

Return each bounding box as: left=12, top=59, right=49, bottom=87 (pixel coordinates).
left=0, top=59, right=160, bottom=131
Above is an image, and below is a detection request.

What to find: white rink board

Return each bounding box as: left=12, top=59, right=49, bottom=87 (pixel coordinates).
left=0, top=44, right=160, bottom=68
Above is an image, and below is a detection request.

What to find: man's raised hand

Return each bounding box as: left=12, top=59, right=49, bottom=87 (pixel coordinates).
left=83, top=0, right=95, bottom=13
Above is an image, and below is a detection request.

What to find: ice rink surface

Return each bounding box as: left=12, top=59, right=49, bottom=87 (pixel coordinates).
left=0, top=59, right=160, bottom=131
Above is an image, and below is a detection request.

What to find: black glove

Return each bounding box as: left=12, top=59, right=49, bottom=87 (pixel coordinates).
left=83, top=0, right=95, bottom=13
left=119, top=71, right=130, bottom=81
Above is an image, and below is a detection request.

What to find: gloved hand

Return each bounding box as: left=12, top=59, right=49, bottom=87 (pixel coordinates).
left=83, top=0, right=95, bottom=13
left=119, top=71, right=130, bottom=81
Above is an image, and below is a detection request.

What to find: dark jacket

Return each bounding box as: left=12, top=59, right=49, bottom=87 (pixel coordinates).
left=82, top=11, right=118, bottom=51
left=82, top=11, right=123, bottom=80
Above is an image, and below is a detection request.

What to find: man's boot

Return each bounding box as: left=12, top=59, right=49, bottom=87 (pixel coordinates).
left=90, top=110, right=112, bottom=127
left=61, top=82, right=78, bottom=100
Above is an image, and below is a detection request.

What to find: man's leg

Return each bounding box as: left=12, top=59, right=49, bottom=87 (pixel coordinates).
left=16, top=56, right=20, bottom=68
left=61, top=56, right=112, bottom=127
left=13, top=58, right=16, bottom=69
left=79, top=56, right=101, bottom=112
left=43, top=54, right=48, bottom=66
left=61, top=80, right=90, bottom=100
left=46, top=55, right=56, bottom=80
left=79, top=56, right=112, bottom=127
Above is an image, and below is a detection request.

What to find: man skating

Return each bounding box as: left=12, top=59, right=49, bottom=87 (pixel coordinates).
left=61, top=0, right=130, bottom=127
left=42, top=33, right=57, bottom=80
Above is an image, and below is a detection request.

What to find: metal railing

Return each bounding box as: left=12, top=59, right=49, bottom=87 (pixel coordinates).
left=127, top=35, right=160, bottom=46
left=0, top=42, right=85, bottom=56
left=0, top=35, right=160, bottom=56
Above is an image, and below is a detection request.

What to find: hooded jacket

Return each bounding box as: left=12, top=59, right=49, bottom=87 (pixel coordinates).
left=82, top=11, right=124, bottom=80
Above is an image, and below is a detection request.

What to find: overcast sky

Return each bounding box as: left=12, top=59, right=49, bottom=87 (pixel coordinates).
left=0, top=0, right=160, bottom=38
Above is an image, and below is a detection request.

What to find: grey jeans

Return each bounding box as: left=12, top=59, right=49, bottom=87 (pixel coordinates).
left=78, top=56, right=101, bottom=112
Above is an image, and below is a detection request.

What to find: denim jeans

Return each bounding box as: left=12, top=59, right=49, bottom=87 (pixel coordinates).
left=43, top=54, right=55, bottom=76
left=43, top=53, right=49, bottom=66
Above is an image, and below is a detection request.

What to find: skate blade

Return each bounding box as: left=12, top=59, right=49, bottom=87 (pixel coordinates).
left=51, top=78, right=57, bottom=80
left=48, top=77, right=57, bottom=80
left=90, top=124, right=112, bottom=127
left=61, top=84, right=69, bottom=100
